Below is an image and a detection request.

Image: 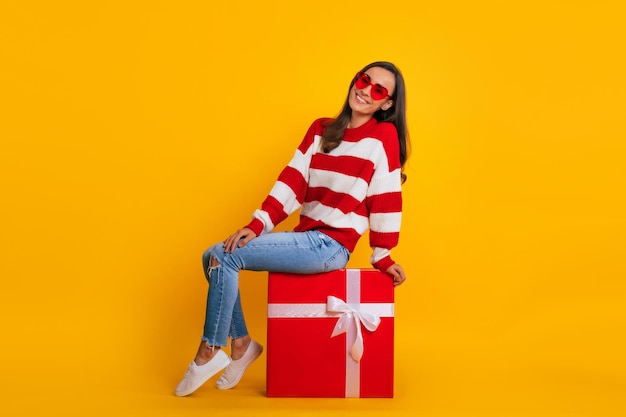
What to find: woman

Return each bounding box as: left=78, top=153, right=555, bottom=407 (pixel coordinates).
left=175, top=61, right=410, bottom=396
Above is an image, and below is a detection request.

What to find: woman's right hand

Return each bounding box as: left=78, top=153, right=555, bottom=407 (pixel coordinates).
left=223, top=227, right=257, bottom=253
left=386, top=263, right=407, bottom=287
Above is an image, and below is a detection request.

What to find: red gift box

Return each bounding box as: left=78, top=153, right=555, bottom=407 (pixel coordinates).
left=266, top=269, right=394, bottom=397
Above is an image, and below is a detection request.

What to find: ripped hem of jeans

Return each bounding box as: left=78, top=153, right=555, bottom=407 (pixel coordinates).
left=201, top=337, right=226, bottom=349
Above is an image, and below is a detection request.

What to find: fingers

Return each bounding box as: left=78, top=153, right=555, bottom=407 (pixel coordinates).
left=223, top=228, right=257, bottom=253
left=386, top=264, right=407, bottom=287
left=393, top=273, right=406, bottom=286
left=224, top=232, right=242, bottom=253
left=223, top=231, right=241, bottom=253
left=239, top=232, right=256, bottom=247
left=393, top=275, right=407, bottom=286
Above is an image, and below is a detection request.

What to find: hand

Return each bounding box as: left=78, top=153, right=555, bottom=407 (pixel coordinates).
left=386, top=263, right=407, bottom=287
left=223, top=227, right=258, bottom=253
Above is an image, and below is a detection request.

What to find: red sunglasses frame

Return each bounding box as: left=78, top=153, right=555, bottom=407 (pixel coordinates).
left=353, top=72, right=391, bottom=100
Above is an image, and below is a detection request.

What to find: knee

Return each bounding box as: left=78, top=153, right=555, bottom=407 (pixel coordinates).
left=202, top=248, right=213, bottom=270
left=202, top=245, right=223, bottom=278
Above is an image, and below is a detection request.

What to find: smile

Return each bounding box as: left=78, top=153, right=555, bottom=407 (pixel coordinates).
left=355, top=93, right=368, bottom=104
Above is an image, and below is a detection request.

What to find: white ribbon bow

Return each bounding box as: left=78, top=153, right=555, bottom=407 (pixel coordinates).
left=327, top=295, right=381, bottom=362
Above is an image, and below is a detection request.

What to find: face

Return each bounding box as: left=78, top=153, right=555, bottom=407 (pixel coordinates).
left=348, top=66, right=396, bottom=117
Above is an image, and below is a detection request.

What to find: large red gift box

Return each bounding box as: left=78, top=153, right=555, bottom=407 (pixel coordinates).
left=266, top=269, right=394, bottom=397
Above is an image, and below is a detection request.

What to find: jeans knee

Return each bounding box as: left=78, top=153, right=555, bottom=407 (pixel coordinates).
left=207, top=253, right=222, bottom=279
left=203, top=246, right=223, bottom=281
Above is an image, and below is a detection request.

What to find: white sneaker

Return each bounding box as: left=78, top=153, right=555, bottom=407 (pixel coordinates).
left=175, top=349, right=231, bottom=396
left=216, top=340, right=263, bottom=390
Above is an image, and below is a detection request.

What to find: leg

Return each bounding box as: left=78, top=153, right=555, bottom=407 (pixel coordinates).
left=213, top=230, right=350, bottom=389
left=192, top=253, right=234, bottom=365
left=201, top=230, right=349, bottom=348
left=194, top=256, right=251, bottom=363
left=228, top=291, right=250, bottom=360
left=174, top=251, right=235, bottom=396
left=176, top=231, right=349, bottom=395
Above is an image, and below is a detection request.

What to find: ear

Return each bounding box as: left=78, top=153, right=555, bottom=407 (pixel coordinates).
left=381, top=100, right=394, bottom=111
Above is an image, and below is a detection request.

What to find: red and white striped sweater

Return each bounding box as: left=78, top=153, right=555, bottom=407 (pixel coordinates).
left=245, top=117, right=402, bottom=272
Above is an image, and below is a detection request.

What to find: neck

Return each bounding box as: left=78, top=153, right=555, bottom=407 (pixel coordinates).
left=348, top=114, right=373, bottom=129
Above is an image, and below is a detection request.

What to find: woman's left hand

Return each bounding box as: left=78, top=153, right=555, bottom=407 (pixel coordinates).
left=223, top=227, right=257, bottom=253
left=386, top=263, right=407, bottom=287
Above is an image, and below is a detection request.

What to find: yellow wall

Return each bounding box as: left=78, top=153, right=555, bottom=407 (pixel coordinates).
left=1, top=1, right=624, bottom=416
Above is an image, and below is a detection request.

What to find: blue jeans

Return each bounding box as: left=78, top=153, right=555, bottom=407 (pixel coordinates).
left=200, top=230, right=350, bottom=346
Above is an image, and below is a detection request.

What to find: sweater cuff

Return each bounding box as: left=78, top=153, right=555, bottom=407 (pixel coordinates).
left=373, top=256, right=395, bottom=273
left=245, top=218, right=265, bottom=237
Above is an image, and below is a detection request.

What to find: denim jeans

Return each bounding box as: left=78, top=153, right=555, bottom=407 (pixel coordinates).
left=200, top=230, right=350, bottom=346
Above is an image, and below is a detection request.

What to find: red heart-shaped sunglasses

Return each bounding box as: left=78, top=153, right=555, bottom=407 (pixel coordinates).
left=353, top=72, right=391, bottom=101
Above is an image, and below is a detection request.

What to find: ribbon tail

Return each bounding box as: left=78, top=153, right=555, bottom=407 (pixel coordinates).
left=349, top=314, right=364, bottom=361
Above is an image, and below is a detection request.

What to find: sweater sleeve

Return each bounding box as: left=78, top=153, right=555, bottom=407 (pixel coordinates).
left=366, top=124, right=403, bottom=272
left=244, top=119, right=323, bottom=236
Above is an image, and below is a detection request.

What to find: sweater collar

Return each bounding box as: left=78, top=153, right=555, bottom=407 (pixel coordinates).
left=343, top=117, right=378, bottom=140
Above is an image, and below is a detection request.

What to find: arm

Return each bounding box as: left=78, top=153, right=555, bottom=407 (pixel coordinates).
left=224, top=120, right=324, bottom=251
left=368, top=177, right=402, bottom=271
left=367, top=124, right=404, bottom=279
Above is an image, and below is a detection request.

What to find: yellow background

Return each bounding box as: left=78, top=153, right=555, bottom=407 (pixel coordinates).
left=1, top=1, right=625, bottom=416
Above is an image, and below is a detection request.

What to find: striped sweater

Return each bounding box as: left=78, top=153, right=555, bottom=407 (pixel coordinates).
left=245, top=117, right=402, bottom=272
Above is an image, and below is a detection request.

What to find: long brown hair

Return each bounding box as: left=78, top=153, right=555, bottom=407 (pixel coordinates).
left=321, top=61, right=410, bottom=182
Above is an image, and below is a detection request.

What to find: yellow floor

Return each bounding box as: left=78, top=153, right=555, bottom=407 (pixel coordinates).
left=3, top=319, right=623, bottom=417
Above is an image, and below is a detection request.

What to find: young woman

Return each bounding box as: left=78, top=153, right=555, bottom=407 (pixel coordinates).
left=175, top=61, right=410, bottom=396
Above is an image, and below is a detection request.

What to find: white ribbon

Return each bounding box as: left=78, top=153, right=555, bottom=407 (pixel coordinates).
left=327, top=295, right=381, bottom=362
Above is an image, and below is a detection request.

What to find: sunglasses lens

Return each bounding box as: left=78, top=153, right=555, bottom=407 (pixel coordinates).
left=372, top=86, right=388, bottom=100
left=354, top=73, right=369, bottom=89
